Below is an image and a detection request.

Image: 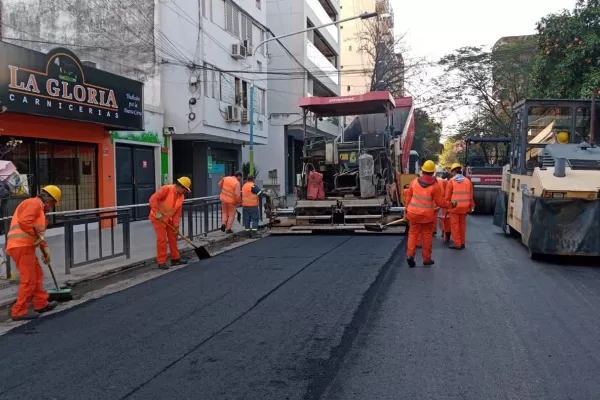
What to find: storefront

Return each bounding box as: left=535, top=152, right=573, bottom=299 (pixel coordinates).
left=0, top=42, right=144, bottom=225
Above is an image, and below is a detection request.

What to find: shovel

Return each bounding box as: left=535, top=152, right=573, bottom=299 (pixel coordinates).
left=364, top=217, right=408, bottom=233
left=164, top=221, right=211, bottom=260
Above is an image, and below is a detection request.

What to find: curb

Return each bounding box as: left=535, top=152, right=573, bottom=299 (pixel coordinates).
left=0, top=226, right=267, bottom=308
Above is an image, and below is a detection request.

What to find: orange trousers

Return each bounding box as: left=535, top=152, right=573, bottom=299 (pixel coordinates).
left=221, top=201, right=237, bottom=230
left=408, top=221, right=434, bottom=261
left=152, top=220, right=180, bottom=264
left=8, top=246, right=49, bottom=318
left=449, top=213, right=467, bottom=246
left=438, top=216, right=450, bottom=234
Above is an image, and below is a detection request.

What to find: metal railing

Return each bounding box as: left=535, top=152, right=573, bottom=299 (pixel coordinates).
left=1, top=196, right=223, bottom=278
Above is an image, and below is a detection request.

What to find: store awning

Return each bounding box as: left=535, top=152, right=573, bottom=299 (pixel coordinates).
left=298, top=92, right=396, bottom=117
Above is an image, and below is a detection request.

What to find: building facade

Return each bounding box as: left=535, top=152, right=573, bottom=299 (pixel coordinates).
left=256, top=0, right=341, bottom=195
left=0, top=42, right=144, bottom=225
left=339, top=0, right=394, bottom=96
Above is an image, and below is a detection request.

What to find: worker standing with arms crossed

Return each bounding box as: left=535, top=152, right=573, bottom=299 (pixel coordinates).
left=405, top=161, right=457, bottom=267
left=241, top=175, right=269, bottom=238
left=445, top=163, right=475, bottom=250
left=7, top=185, right=61, bottom=321
left=149, top=177, right=191, bottom=270
left=219, top=171, right=242, bottom=234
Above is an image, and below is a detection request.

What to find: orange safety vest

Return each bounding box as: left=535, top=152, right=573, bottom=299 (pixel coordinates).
left=406, top=179, right=437, bottom=218
left=241, top=182, right=259, bottom=207
left=437, top=178, right=448, bottom=218
left=220, top=176, right=239, bottom=205
left=155, top=185, right=184, bottom=219
left=448, top=178, right=473, bottom=213
left=6, top=198, right=47, bottom=251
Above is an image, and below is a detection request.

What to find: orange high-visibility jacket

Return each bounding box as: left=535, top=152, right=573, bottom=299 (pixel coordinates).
left=241, top=182, right=259, bottom=207
left=149, top=184, right=185, bottom=222
left=436, top=178, right=449, bottom=218
left=219, top=176, right=241, bottom=205
left=445, top=177, right=475, bottom=214
left=405, top=178, right=452, bottom=223
left=6, top=198, right=47, bottom=251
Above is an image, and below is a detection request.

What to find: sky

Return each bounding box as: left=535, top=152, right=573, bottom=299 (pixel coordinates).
left=392, top=0, right=577, bottom=134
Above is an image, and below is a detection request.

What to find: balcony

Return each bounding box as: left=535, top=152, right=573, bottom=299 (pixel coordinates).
left=307, top=0, right=338, bottom=43
left=307, top=41, right=338, bottom=85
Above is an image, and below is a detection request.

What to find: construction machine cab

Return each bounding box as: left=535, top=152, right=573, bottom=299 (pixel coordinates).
left=494, top=98, right=600, bottom=259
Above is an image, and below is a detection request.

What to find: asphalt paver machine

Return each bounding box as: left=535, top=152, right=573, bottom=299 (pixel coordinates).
left=267, top=92, right=418, bottom=234
left=493, top=99, right=600, bottom=259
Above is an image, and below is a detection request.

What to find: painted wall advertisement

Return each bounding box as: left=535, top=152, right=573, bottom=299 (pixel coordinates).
left=0, top=42, right=144, bottom=130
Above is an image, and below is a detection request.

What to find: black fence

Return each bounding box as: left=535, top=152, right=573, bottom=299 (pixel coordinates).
left=1, top=196, right=223, bottom=278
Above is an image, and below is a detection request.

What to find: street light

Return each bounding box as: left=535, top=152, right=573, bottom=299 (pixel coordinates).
left=247, top=11, right=379, bottom=175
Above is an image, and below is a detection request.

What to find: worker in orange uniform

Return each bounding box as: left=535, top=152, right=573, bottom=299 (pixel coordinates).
left=241, top=175, right=269, bottom=238
left=405, top=161, right=457, bottom=267
left=7, top=185, right=61, bottom=321
left=436, top=171, right=452, bottom=243
left=149, top=177, right=191, bottom=270
left=445, top=163, right=475, bottom=250
left=219, top=171, right=242, bottom=233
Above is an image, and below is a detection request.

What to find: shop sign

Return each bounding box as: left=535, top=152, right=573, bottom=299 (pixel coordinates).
left=0, top=42, right=144, bottom=130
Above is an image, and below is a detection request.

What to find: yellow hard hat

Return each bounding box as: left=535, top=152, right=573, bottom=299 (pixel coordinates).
left=42, top=185, right=61, bottom=205
left=177, top=176, right=192, bottom=191
left=421, top=160, right=436, bottom=173
left=450, top=163, right=462, bottom=172
left=557, top=131, right=569, bottom=144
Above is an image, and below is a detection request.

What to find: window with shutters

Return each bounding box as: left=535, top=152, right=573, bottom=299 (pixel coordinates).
left=225, top=1, right=238, bottom=37
left=259, top=29, right=265, bottom=55
left=233, top=7, right=240, bottom=38
left=242, top=15, right=252, bottom=47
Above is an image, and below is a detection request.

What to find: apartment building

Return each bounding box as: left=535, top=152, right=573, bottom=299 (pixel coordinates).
left=339, top=0, right=394, bottom=96
left=253, top=0, right=341, bottom=196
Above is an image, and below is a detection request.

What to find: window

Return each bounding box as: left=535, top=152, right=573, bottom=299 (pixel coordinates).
left=242, top=15, right=252, bottom=47
left=203, top=63, right=220, bottom=99
left=225, top=1, right=239, bottom=37
left=257, top=60, right=262, bottom=73
left=256, top=0, right=261, bottom=9
left=259, top=29, right=265, bottom=55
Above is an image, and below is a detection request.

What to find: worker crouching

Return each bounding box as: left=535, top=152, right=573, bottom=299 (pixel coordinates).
left=405, top=161, right=457, bottom=267
left=241, top=175, right=269, bottom=238
left=219, top=171, right=242, bottom=234
left=149, top=177, right=191, bottom=270
left=7, top=185, right=62, bottom=321
left=445, top=163, right=475, bottom=250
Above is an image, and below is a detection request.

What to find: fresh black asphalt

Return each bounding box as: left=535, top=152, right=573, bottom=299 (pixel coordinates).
left=0, top=235, right=402, bottom=400
left=323, top=216, right=600, bottom=400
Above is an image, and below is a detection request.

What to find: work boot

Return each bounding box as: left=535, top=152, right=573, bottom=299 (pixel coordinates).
left=171, top=257, right=189, bottom=266
left=226, top=229, right=234, bottom=234
left=35, top=301, right=58, bottom=314
left=407, top=257, right=416, bottom=268
left=460, top=245, right=465, bottom=249
left=423, top=260, right=435, bottom=266
left=445, top=232, right=451, bottom=243
left=12, top=310, right=39, bottom=321
left=158, top=264, right=170, bottom=270
left=220, top=224, right=226, bottom=232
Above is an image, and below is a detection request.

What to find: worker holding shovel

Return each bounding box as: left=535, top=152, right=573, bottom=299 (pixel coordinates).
left=149, top=177, right=191, bottom=270
left=7, top=185, right=61, bottom=321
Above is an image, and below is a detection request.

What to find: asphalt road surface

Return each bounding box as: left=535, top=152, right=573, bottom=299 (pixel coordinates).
left=323, top=215, right=600, bottom=400
left=0, top=235, right=402, bottom=400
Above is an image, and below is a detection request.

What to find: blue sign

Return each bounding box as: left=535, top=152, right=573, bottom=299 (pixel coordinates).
left=209, top=163, right=225, bottom=174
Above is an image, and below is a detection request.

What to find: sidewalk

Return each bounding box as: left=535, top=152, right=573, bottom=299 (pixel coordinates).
left=0, top=216, right=251, bottom=308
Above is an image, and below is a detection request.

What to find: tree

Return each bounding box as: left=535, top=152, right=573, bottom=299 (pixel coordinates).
left=412, top=109, right=443, bottom=162
left=429, top=41, right=535, bottom=138
left=438, top=138, right=461, bottom=167
left=530, top=0, right=600, bottom=98
left=355, top=17, right=426, bottom=97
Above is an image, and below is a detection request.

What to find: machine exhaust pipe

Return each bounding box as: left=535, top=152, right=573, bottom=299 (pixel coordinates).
left=554, top=157, right=566, bottom=177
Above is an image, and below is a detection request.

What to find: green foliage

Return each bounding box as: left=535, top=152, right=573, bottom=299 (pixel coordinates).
left=242, top=162, right=259, bottom=180
left=438, top=139, right=461, bottom=167
left=531, top=0, right=600, bottom=98
left=412, top=109, right=443, bottom=162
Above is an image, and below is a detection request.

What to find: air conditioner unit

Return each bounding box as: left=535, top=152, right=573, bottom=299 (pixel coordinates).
left=226, top=105, right=240, bottom=121
left=240, top=109, right=249, bottom=124
left=231, top=43, right=246, bottom=59
left=243, top=40, right=253, bottom=55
